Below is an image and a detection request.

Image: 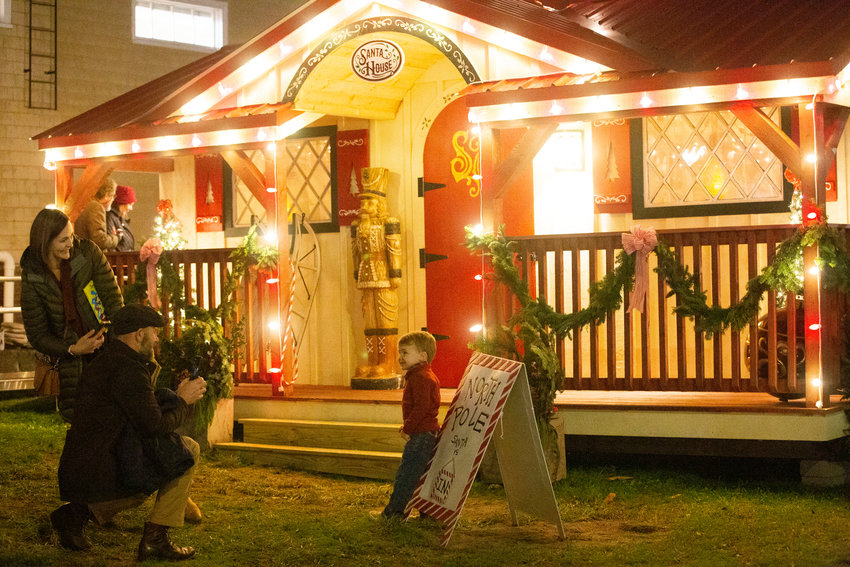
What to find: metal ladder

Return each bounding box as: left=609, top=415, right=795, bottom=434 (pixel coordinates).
left=25, top=0, right=57, bottom=110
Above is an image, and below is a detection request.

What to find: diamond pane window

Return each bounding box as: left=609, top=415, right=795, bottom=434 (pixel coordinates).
left=642, top=108, right=785, bottom=210
left=228, top=127, right=338, bottom=234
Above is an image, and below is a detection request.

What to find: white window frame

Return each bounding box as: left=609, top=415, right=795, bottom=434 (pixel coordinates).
left=0, top=0, right=12, bottom=28
left=132, top=0, right=226, bottom=52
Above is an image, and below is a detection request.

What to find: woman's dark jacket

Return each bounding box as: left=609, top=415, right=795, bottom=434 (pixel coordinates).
left=106, top=209, right=135, bottom=252
left=59, top=340, right=192, bottom=503
left=20, top=237, right=123, bottom=422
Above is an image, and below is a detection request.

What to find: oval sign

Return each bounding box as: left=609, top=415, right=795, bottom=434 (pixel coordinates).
left=351, top=39, right=404, bottom=82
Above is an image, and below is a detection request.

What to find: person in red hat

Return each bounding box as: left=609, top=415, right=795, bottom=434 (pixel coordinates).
left=107, top=185, right=136, bottom=251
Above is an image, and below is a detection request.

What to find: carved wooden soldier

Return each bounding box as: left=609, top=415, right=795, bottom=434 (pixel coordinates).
left=351, top=167, right=402, bottom=387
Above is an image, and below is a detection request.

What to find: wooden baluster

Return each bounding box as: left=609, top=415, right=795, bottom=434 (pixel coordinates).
left=787, top=292, right=798, bottom=395
left=553, top=242, right=565, bottom=375
left=710, top=231, right=722, bottom=389
left=692, top=234, right=705, bottom=391
left=729, top=232, right=741, bottom=392
left=746, top=230, right=759, bottom=391
left=766, top=232, right=778, bottom=394
left=570, top=242, right=582, bottom=388
left=674, top=233, right=687, bottom=390
left=605, top=238, right=616, bottom=389
left=589, top=246, right=598, bottom=388
left=657, top=240, right=668, bottom=390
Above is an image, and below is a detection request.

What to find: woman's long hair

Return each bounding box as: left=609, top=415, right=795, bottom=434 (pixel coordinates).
left=29, top=208, right=71, bottom=265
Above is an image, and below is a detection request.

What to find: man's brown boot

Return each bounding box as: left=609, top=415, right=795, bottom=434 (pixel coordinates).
left=50, top=503, right=92, bottom=551
left=137, top=522, right=195, bottom=561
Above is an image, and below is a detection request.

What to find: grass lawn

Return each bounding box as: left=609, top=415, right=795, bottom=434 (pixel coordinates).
left=2, top=394, right=850, bottom=566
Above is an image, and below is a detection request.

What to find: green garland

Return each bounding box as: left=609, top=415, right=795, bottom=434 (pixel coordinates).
left=468, top=222, right=850, bottom=341
left=123, top=226, right=279, bottom=435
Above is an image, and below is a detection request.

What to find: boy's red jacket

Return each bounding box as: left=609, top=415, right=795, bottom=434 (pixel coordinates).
left=401, top=362, right=440, bottom=435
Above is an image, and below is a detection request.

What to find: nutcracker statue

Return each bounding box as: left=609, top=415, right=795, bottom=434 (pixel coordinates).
left=351, top=167, right=402, bottom=389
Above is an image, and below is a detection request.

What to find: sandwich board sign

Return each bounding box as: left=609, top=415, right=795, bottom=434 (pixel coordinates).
left=406, top=352, right=565, bottom=546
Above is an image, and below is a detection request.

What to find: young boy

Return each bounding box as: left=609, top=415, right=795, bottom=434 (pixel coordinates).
left=380, top=331, right=441, bottom=519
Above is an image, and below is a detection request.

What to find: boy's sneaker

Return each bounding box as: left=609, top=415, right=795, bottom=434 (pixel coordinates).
left=369, top=510, right=404, bottom=521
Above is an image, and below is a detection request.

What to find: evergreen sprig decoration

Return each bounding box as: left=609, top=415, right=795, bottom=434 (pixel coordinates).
left=466, top=222, right=850, bottom=343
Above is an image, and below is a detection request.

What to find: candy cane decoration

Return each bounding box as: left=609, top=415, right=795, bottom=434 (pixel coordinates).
left=278, top=257, right=298, bottom=391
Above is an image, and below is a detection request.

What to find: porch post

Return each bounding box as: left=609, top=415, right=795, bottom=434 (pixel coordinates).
left=479, top=125, right=507, bottom=331
left=798, top=101, right=828, bottom=408
left=273, top=130, right=293, bottom=395
left=54, top=165, right=73, bottom=209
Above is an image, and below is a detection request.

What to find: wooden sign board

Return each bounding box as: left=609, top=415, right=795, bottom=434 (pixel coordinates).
left=407, top=352, right=564, bottom=546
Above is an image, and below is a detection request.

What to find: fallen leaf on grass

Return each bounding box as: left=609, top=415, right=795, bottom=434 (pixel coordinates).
left=608, top=476, right=633, bottom=481
left=603, top=493, right=616, bottom=504
left=670, top=494, right=681, bottom=499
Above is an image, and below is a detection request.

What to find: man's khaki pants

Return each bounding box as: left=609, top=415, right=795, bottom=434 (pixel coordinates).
left=89, top=435, right=200, bottom=527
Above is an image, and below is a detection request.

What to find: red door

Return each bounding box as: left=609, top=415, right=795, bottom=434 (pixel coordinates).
left=423, top=98, right=534, bottom=386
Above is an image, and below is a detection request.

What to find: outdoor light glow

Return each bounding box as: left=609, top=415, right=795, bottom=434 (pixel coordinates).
left=471, top=174, right=482, bottom=180
left=266, top=186, right=277, bottom=193
left=263, top=231, right=278, bottom=246
left=471, top=124, right=481, bottom=135
left=268, top=320, right=280, bottom=331
left=640, top=92, right=653, bottom=107
left=550, top=101, right=563, bottom=115
left=279, top=42, right=293, bottom=56
left=474, top=274, right=483, bottom=281
left=807, top=211, right=819, bottom=219
left=192, top=135, right=202, bottom=147
left=268, top=367, right=281, bottom=374
left=809, top=266, right=820, bottom=275
left=469, top=324, right=483, bottom=333
left=462, top=18, right=475, bottom=34
left=44, top=203, right=57, bottom=210
left=266, top=277, right=279, bottom=284
left=266, top=142, right=276, bottom=153
left=736, top=84, right=749, bottom=99
left=805, top=153, right=817, bottom=163
left=470, top=224, right=484, bottom=237
left=812, top=378, right=822, bottom=388
left=131, top=140, right=141, bottom=153
left=809, top=323, right=822, bottom=331
left=74, top=147, right=84, bottom=159
left=816, top=400, right=823, bottom=408
left=257, top=129, right=267, bottom=141
left=42, top=159, right=56, bottom=171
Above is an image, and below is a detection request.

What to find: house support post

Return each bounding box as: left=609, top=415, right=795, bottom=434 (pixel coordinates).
left=479, top=125, right=508, bottom=332
left=273, top=134, right=293, bottom=396
left=798, top=101, right=828, bottom=408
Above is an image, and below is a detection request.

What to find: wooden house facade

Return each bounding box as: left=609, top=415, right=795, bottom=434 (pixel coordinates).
left=31, top=0, right=850, bottom=479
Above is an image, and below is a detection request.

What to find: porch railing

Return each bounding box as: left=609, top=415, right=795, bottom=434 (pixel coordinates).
left=107, top=249, right=274, bottom=385
left=511, top=225, right=848, bottom=395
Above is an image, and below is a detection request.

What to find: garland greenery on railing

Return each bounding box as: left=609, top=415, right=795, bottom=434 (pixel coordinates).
left=123, top=226, right=279, bottom=435
left=468, top=222, right=850, bottom=341
left=465, top=222, right=850, bottom=440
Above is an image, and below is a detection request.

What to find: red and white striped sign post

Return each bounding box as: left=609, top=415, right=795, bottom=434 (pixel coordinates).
left=407, top=352, right=565, bottom=546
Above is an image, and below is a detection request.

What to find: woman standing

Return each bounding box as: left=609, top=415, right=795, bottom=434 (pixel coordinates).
left=20, top=208, right=124, bottom=422
left=106, top=185, right=136, bottom=252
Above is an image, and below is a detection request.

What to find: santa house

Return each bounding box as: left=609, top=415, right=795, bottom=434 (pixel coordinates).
left=33, top=0, right=850, bottom=482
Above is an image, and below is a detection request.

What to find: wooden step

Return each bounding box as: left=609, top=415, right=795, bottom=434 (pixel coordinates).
left=215, top=442, right=401, bottom=480
left=240, top=418, right=406, bottom=453
left=236, top=397, right=404, bottom=424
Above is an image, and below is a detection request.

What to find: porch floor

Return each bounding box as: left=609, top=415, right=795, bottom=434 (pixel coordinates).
left=237, top=383, right=849, bottom=415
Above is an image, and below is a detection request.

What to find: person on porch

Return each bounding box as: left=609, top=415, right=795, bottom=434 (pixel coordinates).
left=75, top=177, right=119, bottom=251
left=106, top=184, right=137, bottom=252
left=51, top=304, right=207, bottom=561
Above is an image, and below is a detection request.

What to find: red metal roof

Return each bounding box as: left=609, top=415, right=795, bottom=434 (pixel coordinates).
left=526, top=0, right=850, bottom=73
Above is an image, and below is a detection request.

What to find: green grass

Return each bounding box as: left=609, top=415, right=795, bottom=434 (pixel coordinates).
left=2, top=394, right=850, bottom=566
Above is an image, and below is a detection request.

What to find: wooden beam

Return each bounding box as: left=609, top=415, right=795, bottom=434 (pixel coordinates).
left=65, top=164, right=114, bottom=222
left=220, top=149, right=268, bottom=205
left=54, top=166, right=73, bottom=208
left=730, top=106, right=802, bottom=177
left=492, top=123, right=559, bottom=199
left=274, top=138, right=293, bottom=395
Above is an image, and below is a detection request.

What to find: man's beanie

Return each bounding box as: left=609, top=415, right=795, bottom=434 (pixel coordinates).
left=111, top=304, right=166, bottom=335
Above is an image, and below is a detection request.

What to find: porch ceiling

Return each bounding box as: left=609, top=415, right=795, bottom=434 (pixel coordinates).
left=293, top=31, right=449, bottom=120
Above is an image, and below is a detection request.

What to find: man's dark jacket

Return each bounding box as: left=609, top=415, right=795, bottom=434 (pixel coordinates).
left=58, top=340, right=191, bottom=503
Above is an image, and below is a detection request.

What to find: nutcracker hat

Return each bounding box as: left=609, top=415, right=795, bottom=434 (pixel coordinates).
left=358, top=167, right=389, bottom=199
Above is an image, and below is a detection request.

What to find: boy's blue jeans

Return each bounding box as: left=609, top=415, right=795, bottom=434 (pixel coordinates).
left=383, top=430, right=438, bottom=518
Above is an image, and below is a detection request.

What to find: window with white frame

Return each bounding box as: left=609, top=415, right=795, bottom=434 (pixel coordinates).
left=635, top=108, right=790, bottom=218
left=0, top=0, right=12, bottom=28
left=133, top=0, right=226, bottom=51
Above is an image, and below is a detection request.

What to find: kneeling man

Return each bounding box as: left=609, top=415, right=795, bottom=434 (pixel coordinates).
left=50, top=304, right=207, bottom=561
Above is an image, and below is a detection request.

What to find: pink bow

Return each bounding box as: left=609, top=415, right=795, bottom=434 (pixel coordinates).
left=139, top=238, right=164, bottom=309
left=621, top=226, right=657, bottom=313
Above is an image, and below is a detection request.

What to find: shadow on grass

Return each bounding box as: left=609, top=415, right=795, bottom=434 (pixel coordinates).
left=0, top=393, right=58, bottom=414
